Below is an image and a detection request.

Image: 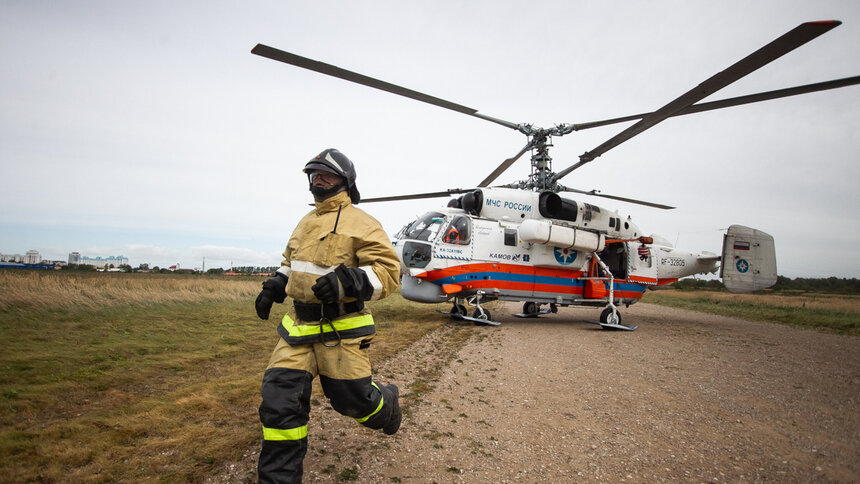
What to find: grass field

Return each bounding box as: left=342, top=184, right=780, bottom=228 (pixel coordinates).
left=0, top=271, right=447, bottom=483
left=642, top=289, right=860, bottom=335
left=2, top=271, right=856, bottom=482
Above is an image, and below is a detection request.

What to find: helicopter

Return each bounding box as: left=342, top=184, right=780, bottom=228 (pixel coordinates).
left=252, top=20, right=860, bottom=330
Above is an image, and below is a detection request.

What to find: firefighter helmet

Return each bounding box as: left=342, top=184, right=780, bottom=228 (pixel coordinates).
left=303, top=148, right=361, bottom=203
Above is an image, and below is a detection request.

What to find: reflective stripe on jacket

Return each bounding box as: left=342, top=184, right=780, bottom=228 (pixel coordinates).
left=276, top=190, right=401, bottom=305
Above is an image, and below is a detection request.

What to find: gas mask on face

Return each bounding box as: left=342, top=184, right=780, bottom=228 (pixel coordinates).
left=308, top=171, right=346, bottom=199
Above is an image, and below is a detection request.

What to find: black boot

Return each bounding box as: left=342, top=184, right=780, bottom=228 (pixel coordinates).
left=382, top=384, right=401, bottom=435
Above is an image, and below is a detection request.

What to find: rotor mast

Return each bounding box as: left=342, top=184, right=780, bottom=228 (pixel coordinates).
left=506, top=123, right=576, bottom=192
left=530, top=133, right=553, bottom=191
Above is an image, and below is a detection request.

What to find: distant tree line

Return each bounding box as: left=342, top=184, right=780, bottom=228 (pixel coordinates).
left=672, top=276, right=860, bottom=294
left=772, top=276, right=860, bottom=293
left=230, top=266, right=279, bottom=274
left=61, top=264, right=98, bottom=272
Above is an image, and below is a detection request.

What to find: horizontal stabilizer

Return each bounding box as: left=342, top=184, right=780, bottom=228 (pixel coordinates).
left=720, top=225, right=777, bottom=293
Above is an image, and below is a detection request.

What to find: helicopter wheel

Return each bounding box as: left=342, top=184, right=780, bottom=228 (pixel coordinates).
left=522, top=301, right=538, bottom=315
left=472, top=308, right=492, bottom=326
left=599, top=307, right=622, bottom=327
left=450, top=303, right=467, bottom=319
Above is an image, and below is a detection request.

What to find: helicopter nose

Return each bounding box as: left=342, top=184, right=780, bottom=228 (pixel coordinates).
left=394, top=242, right=409, bottom=275
left=400, top=273, right=445, bottom=303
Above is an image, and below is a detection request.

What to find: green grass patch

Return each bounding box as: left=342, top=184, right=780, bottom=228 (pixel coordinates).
left=643, top=290, right=860, bottom=335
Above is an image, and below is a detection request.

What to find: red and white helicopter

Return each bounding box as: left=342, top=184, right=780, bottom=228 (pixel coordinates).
left=253, top=20, right=859, bottom=330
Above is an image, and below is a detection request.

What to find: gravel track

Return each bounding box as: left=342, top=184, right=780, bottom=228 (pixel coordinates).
left=212, top=302, right=860, bottom=483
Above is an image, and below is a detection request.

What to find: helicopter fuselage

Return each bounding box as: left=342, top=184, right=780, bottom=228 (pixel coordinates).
left=394, top=188, right=719, bottom=309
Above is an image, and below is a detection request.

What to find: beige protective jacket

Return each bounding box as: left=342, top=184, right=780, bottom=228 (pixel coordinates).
left=275, top=190, right=400, bottom=305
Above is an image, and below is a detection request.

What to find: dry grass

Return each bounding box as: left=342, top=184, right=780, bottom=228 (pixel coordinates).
left=0, top=270, right=258, bottom=311
left=0, top=271, right=451, bottom=483
left=643, top=289, right=860, bottom=335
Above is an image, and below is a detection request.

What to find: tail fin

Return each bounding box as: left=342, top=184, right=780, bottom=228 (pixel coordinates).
left=720, top=225, right=777, bottom=293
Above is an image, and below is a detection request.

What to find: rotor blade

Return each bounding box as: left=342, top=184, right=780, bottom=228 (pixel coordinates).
left=554, top=20, right=842, bottom=181
left=558, top=186, right=675, bottom=210
left=361, top=188, right=476, bottom=203
left=477, top=142, right=533, bottom=187
left=572, top=75, right=860, bottom=131
left=251, top=44, right=521, bottom=131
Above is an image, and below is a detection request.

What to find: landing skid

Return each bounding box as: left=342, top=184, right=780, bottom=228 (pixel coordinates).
left=450, top=312, right=501, bottom=326
left=585, top=319, right=639, bottom=331
left=435, top=309, right=501, bottom=326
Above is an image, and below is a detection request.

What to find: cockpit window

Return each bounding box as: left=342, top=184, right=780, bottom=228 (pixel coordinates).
left=402, top=212, right=445, bottom=242
left=442, top=215, right=471, bottom=245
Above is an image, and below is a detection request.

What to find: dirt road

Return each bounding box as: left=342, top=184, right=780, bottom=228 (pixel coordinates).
left=215, top=302, right=860, bottom=483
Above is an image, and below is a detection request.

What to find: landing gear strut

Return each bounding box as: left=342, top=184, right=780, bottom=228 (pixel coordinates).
left=590, top=252, right=638, bottom=331
left=438, top=294, right=499, bottom=326
left=469, top=291, right=493, bottom=326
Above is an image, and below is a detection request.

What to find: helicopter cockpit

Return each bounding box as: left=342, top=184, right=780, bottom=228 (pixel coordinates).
left=396, top=211, right=474, bottom=271
left=396, top=211, right=444, bottom=271
left=398, top=211, right=444, bottom=242
left=442, top=215, right=471, bottom=245
left=397, top=211, right=472, bottom=244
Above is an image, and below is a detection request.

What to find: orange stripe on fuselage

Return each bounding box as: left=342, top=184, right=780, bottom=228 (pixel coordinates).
left=419, top=262, right=647, bottom=301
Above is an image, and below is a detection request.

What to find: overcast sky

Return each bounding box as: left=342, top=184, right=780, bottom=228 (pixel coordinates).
left=1, top=1, right=858, bottom=277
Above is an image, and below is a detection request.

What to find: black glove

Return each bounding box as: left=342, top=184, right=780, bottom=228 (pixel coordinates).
left=255, top=272, right=288, bottom=320
left=311, top=264, right=374, bottom=304
left=311, top=272, right=342, bottom=304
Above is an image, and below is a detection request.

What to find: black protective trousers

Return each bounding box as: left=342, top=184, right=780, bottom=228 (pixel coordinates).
left=257, top=336, right=398, bottom=484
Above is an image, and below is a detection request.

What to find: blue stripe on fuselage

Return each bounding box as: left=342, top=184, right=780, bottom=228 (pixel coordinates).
left=431, top=271, right=539, bottom=286
left=430, top=271, right=646, bottom=293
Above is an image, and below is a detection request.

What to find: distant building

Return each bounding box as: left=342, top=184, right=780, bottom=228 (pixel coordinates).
left=69, top=252, right=81, bottom=264
left=168, top=263, right=195, bottom=273
left=0, top=250, right=57, bottom=270
left=0, top=253, right=22, bottom=263
left=1, top=251, right=40, bottom=263
left=78, top=255, right=129, bottom=268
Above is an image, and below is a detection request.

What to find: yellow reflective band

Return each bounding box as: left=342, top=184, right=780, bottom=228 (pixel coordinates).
left=355, top=382, right=384, bottom=423
left=281, top=313, right=375, bottom=337
left=262, top=425, right=308, bottom=441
